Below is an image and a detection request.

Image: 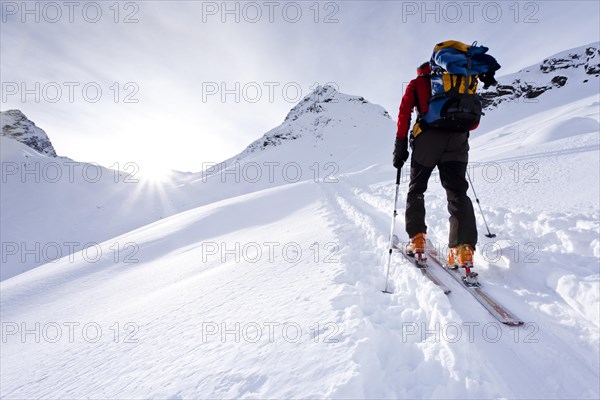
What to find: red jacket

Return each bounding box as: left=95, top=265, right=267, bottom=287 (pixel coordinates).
left=396, top=63, right=431, bottom=140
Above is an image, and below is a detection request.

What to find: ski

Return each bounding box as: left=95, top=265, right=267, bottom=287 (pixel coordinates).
left=392, top=235, right=451, bottom=295
left=425, top=239, right=524, bottom=326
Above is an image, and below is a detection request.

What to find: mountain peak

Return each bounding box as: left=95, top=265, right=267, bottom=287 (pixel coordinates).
left=233, top=86, right=391, bottom=159
left=0, top=110, right=57, bottom=157
left=284, top=85, right=388, bottom=122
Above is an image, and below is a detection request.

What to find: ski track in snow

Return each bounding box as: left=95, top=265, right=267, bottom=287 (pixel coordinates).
left=320, top=174, right=599, bottom=398
left=319, top=180, right=472, bottom=398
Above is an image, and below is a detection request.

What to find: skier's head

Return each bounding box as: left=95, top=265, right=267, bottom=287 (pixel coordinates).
left=417, top=61, right=431, bottom=76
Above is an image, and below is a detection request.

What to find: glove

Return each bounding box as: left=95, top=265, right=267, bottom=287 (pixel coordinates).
left=393, top=138, right=409, bottom=169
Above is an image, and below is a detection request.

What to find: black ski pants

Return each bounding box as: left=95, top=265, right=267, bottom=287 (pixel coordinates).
left=405, top=129, right=478, bottom=249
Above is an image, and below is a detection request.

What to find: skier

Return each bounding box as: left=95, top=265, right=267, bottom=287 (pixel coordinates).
left=393, top=61, right=478, bottom=271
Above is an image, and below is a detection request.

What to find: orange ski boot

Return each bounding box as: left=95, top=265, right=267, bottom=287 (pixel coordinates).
left=455, top=244, right=478, bottom=285
left=447, top=247, right=458, bottom=270
left=406, top=233, right=427, bottom=266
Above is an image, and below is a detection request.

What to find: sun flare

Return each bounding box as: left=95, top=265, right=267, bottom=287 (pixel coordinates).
left=138, top=164, right=174, bottom=183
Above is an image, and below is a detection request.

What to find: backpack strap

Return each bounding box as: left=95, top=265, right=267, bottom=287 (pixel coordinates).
left=465, top=41, right=479, bottom=91
left=466, top=51, right=473, bottom=92
left=451, top=75, right=463, bottom=95
left=429, top=73, right=463, bottom=103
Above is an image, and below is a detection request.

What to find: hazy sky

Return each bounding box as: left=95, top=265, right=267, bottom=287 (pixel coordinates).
left=1, top=0, right=599, bottom=172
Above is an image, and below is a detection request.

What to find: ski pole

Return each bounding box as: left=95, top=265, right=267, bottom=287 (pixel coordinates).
left=466, top=169, right=496, bottom=239
left=383, top=168, right=402, bottom=294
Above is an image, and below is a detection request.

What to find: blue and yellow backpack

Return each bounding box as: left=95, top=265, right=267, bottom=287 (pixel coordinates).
left=416, top=40, right=501, bottom=136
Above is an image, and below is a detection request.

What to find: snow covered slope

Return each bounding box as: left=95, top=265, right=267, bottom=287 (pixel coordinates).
left=482, top=42, right=599, bottom=110
left=1, top=45, right=599, bottom=399
left=0, top=86, right=393, bottom=280
left=0, top=136, right=195, bottom=280
left=470, top=43, right=599, bottom=213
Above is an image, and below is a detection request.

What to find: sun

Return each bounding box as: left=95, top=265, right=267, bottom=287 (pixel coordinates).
left=138, top=163, right=174, bottom=183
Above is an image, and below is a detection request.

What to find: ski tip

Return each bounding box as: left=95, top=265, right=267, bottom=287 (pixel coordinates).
left=382, top=290, right=393, bottom=294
